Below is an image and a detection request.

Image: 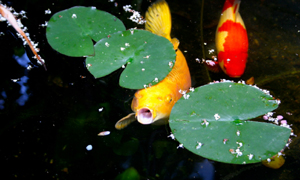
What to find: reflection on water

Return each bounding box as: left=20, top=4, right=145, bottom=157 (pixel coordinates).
left=0, top=50, right=32, bottom=109
left=0, top=0, right=300, bottom=179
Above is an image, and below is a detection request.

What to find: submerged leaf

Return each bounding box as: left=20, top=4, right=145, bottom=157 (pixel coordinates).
left=169, top=82, right=291, bottom=164
left=46, top=6, right=125, bottom=57
left=114, top=167, right=140, bottom=180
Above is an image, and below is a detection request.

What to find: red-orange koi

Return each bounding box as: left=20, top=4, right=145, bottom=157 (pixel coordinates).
left=214, top=0, right=248, bottom=78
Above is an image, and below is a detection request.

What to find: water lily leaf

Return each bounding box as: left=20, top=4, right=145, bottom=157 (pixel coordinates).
left=46, top=6, right=125, bottom=57
left=86, top=29, right=175, bottom=89
left=169, top=82, right=291, bottom=164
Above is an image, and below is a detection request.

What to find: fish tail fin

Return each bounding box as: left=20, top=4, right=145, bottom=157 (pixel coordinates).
left=221, top=0, right=242, bottom=22
left=232, top=0, right=241, bottom=22
left=145, top=0, right=172, bottom=41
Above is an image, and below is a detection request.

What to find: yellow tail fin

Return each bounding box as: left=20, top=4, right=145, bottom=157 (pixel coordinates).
left=145, top=0, right=172, bottom=41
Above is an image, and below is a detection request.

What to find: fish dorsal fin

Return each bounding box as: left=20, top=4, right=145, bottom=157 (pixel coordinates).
left=145, top=0, right=172, bottom=41
left=115, top=113, right=136, bottom=130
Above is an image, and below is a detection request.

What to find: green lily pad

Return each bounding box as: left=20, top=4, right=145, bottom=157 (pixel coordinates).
left=46, top=6, right=125, bottom=57
left=169, top=82, right=291, bottom=164
left=86, top=29, right=175, bottom=89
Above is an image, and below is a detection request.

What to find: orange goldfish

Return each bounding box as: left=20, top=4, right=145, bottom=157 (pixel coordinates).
left=214, top=0, right=248, bottom=78
left=115, top=0, right=191, bottom=130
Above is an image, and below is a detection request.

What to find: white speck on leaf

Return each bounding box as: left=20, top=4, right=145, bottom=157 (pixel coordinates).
left=183, top=94, right=190, bottom=99
left=201, top=119, right=209, bottom=127
left=235, top=148, right=243, bottom=157
left=179, top=89, right=187, bottom=95
left=214, top=113, right=220, bottom=120
left=248, top=154, right=253, bottom=160
left=196, top=142, right=203, bottom=149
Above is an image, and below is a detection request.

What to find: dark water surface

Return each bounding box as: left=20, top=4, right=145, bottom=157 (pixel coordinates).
left=1, top=0, right=300, bottom=179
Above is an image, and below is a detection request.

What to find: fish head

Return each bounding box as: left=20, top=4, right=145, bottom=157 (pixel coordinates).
left=131, top=87, right=176, bottom=125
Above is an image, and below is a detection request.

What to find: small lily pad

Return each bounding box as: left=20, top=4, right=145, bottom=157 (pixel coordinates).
left=169, top=82, right=291, bottom=164
left=86, top=29, right=175, bottom=89
left=46, top=6, right=125, bottom=57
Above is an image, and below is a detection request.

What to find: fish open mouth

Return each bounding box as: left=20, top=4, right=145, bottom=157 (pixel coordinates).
left=137, top=108, right=153, bottom=124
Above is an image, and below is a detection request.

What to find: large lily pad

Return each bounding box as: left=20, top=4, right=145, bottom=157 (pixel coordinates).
left=169, top=82, right=291, bottom=164
left=46, top=6, right=125, bottom=57
left=86, top=29, right=175, bottom=89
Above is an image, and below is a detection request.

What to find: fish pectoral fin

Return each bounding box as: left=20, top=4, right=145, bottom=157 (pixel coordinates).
left=171, top=38, right=180, bottom=51
left=115, top=113, right=136, bottom=130
left=205, top=60, right=222, bottom=73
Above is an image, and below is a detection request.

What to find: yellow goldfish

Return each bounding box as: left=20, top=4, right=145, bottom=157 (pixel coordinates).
left=115, top=0, right=191, bottom=130
left=262, top=154, right=285, bottom=169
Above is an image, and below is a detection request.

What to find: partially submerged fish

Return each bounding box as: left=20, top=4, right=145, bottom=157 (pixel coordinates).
left=115, top=0, right=191, bottom=130
left=262, top=154, right=285, bottom=169
left=213, top=0, right=248, bottom=78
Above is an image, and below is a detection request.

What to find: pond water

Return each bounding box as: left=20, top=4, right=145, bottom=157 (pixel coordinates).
left=0, top=0, right=300, bottom=179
